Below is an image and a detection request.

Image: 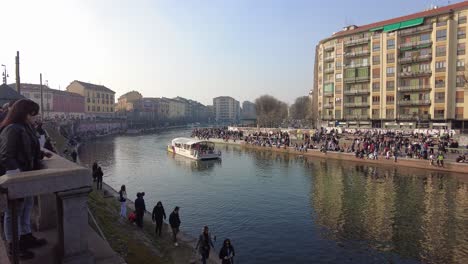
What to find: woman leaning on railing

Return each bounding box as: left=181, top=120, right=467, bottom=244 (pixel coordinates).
left=0, top=99, right=52, bottom=260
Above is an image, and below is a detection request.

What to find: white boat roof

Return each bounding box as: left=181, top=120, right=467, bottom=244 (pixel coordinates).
left=172, top=137, right=212, bottom=145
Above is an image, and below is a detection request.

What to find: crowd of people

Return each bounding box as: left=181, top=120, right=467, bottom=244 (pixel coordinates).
left=192, top=127, right=243, bottom=142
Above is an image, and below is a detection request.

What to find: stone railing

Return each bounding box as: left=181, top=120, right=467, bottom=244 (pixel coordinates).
left=398, top=39, right=432, bottom=49
left=398, top=85, right=432, bottom=92
left=343, top=89, right=370, bottom=95
left=344, top=37, right=370, bottom=46
left=0, top=153, right=93, bottom=264
left=398, top=99, right=431, bottom=106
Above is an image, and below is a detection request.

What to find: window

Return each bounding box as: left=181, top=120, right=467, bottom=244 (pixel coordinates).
left=386, top=67, right=395, bottom=77
left=33, top=93, right=40, bottom=99
left=87, top=98, right=90, bottom=103
left=386, top=109, right=394, bottom=118
left=457, top=43, right=465, bottom=55
left=373, top=43, right=380, bottom=52
left=387, top=53, right=395, bottom=63
left=459, top=16, right=467, bottom=24
left=456, top=91, right=464, bottom=103
left=435, top=92, right=445, bottom=103
left=435, top=78, right=445, bottom=88
left=92, top=106, right=95, bottom=111
left=435, top=61, right=446, bottom=72
left=335, top=110, right=341, bottom=119
left=372, top=96, right=380, bottom=104
left=336, top=61, right=342, bottom=68
left=92, top=99, right=95, bottom=103
left=372, top=109, right=380, bottom=117
left=386, top=81, right=395, bottom=91
left=23, top=93, right=30, bottom=98
left=436, top=45, right=446, bottom=57
left=386, top=95, right=395, bottom=103
left=457, top=59, right=465, bottom=71
left=97, top=106, right=100, bottom=112
left=106, top=94, right=109, bottom=99
left=372, top=68, right=380, bottom=78
left=437, top=20, right=447, bottom=27
left=373, top=55, right=380, bottom=64
left=435, top=109, right=445, bottom=118
left=420, top=34, right=430, bottom=41
left=456, top=75, right=466, bottom=87
left=97, top=93, right=100, bottom=98
left=372, top=82, right=380, bottom=91
left=458, top=28, right=466, bottom=39
left=387, top=39, right=395, bottom=49
left=336, top=73, right=342, bottom=80
left=436, top=29, right=447, bottom=41
left=88, top=106, right=90, bottom=111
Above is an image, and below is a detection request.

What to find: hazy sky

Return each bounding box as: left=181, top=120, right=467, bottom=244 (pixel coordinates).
left=1, top=0, right=462, bottom=105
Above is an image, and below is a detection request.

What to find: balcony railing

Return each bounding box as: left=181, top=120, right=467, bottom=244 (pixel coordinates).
left=455, top=114, right=464, bottom=119
left=344, top=50, right=370, bottom=58
left=344, top=102, right=370, bottom=107
left=344, top=37, right=370, bottom=46
left=344, top=63, right=370, bottom=68
left=398, top=114, right=431, bottom=120
left=324, top=68, right=334, bottom=73
left=433, top=114, right=445, bottom=119
left=0, top=153, right=94, bottom=264
left=398, top=39, right=432, bottom=49
left=323, top=91, right=334, bottom=96
left=398, top=54, right=432, bottom=64
left=399, top=24, right=433, bottom=36
left=398, top=70, right=432, bottom=78
left=356, top=76, right=370, bottom=82
left=398, top=85, right=432, bottom=92
left=344, top=115, right=370, bottom=120
left=398, top=99, right=431, bottom=106
left=344, top=89, right=370, bottom=95
left=324, top=44, right=335, bottom=51
left=324, top=56, right=335, bottom=62
left=324, top=103, right=334, bottom=109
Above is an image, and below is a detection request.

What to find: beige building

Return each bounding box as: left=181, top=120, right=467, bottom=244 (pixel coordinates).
left=314, top=2, right=468, bottom=130
left=66, top=80, right=115, bottom=117
left=162, top=97, right=186, bottom=120
left=213, top=96, right=240, bottom=123
left=116, top=91, right=143, bottom=112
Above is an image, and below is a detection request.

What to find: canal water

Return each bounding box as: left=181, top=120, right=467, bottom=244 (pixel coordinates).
left=79, top=129, right=468, bottom=264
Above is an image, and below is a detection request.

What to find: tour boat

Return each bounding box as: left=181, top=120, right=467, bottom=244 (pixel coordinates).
left=168, top=138, right=221, bottom=160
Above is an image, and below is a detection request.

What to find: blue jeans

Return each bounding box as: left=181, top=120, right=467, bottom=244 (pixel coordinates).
left=3, top=196, right=33, bottom=242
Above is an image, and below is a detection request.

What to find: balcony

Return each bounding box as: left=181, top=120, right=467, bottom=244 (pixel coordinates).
left=0, top=154, right=109, bottom=264
left=324, top=68, right=334, bottom=73
left=344, top=50, right=371, bottom=58
left=324, top=103, right=334, bottom=109
left=398, top=114, right=431, bottom=120
left=324, top=44, right=335, bottom=51
left=324, top=56, right=335, bottom=62
left=398, top=39, right=432, bottom=49
left=344, top=102, right=370, bottom=108
left=323, top=91, right=334, bottom=97
left=322, top=115, right=334, bottom=120
left=344, top=63, right=370, bottom=68
left=344, top=37, right=370, bottom=47
left=398, top=54, right=432, bottom=64
left=398, top=85, right=432, bottom=92
left=372, top=114, right=380, bottom=119
left=344, top=89, right=370, bottom=95
left=399, top=24, right=433, bottom=36
left=434, top=114, right=445, bottom=119
left=398, top=70, right=432, bottom=78
left=344, top=115, right=370, bottom=120
left=398, top=99, right=431, bottom=106
left=344, top=76, right=370, bottom=83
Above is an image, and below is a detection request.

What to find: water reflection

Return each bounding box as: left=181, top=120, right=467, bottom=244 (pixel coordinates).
left=167, top=152, right=221, bottom=172
left=311, top=161, right=468, bottom=263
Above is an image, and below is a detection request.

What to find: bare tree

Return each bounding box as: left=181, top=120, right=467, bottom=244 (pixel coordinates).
left=289, top=96, right=312, bottom=121
left=255, top=95, right=288, bottom=127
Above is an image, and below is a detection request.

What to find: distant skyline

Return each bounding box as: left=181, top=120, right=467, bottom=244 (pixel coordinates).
left=1, top=0, right=463, bottom=105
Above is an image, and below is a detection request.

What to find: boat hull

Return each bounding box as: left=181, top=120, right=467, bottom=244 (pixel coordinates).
left=168, top=146, right=221, bottom=160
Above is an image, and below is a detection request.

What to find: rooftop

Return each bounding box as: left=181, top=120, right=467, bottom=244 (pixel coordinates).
left=71, top=80, right=115, bottom=94
left=330, top=1, right=468, bottom=38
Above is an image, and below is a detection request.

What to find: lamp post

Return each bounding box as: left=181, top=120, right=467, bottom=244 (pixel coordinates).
left=1, top=64, right=8, bottom=84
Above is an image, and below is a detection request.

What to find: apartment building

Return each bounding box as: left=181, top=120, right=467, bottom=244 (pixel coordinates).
left=213, top=96, right=240, bottom=123
left=66, top=80, right=115, bottom=117
left=314, top=2, right=468, bottom=130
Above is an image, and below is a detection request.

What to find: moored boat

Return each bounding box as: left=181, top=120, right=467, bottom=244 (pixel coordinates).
left=167, top=137, right=221, bottom=160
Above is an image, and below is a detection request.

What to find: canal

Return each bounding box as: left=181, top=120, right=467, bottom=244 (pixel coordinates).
left=78, top=129, right=468, bottom=264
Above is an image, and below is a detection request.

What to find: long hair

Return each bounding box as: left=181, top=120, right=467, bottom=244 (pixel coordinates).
left=0, top=99, right=39, bottom=129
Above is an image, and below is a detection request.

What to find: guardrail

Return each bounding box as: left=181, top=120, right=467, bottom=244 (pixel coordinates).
left=0, top=153, right=93, bottom=264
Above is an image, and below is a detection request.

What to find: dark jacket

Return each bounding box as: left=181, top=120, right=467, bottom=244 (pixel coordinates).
left=0, top=123, right=43, bottom=173
left=135, top=197, right=146, bottom=212
left=169, top=212, right=180, bottom=228
left=196, top=233, right=214, bottom=254
left=152, top=206, right=166, bottom=222
left=96, top=169, right=103, bottom=180
left=219, top=245, right=235, bottom=264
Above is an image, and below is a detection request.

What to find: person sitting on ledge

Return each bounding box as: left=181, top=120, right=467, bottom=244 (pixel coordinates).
left=0, top=99, right=51, bottom=260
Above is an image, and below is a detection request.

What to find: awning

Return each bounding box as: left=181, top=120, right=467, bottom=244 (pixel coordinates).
left=370, top=26, right=384, bottom=32
left=400, top=18, right=424, bottom=29
left=383, top=22, right=401, bottom=32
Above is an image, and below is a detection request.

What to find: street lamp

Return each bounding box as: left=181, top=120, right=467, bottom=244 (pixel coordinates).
left=1, top=64, right=8, bottom=84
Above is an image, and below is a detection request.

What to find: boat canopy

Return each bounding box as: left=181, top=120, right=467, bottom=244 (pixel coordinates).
left=171, top=137, right=212, bottom=146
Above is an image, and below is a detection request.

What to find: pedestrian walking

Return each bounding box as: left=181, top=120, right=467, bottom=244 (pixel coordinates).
left=437, top=152, right=444, bottom=167
left=92, top=161, right=98, bottom=181
left=219, top=239, right=235, bottom=264
left=169, top=206, right=181, bottom=246
left=152, top=201, right=166, bottom=236
left=0, top=99, right=49, bottom=260
left=71, top=149, right=78, bottom=163
left=196, top=226, right=215, bottom=264
left=96, top=166, right=104, bottom=190
left=135, top=192, right=146, bottom=228
left=119, top=185, right=127, bottom=218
